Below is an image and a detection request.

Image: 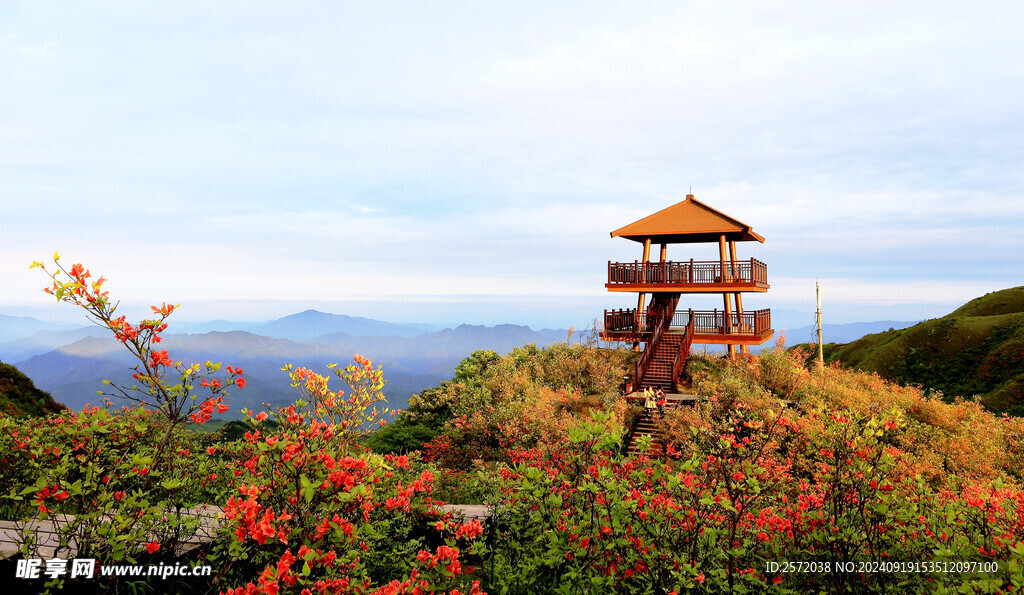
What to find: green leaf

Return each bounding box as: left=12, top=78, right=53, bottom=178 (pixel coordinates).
left=300, top=475, right=317, bottom=503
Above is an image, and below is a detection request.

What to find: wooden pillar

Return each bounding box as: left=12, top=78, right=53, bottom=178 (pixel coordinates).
left=659, top=243, right=668, bottom=286
left=718, top=235, right=727, bottom=283
left=728, top=241, right=739, bottom=281
left=719, top=235, right=735, bottom=358
left=637, top=238, right=652, bottom=332
left=730, top=241, right=749, bottom=355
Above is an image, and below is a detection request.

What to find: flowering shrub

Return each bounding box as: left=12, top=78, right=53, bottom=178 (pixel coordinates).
left=479, top=407, right=1024, bottom=593
left=690, top=348, right=1024, bottom=486
left=212, top=404, right=485, bottom=594
left=0, top=405, right=241, bottom=595
left=0, top=257, right=246, bottom=591
left=281, top=355, right=390, bottom=450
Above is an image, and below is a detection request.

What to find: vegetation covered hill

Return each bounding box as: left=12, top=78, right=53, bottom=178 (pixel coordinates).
left=806, top=286, right=1024, bottom=415
left=365, top=342, right=632, bottom=460
left=378, top=341, right=1024, bottom=489
left=0, top=360, right=64, bottom=417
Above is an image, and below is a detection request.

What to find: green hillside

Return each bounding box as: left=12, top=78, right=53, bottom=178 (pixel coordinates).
left=0, top=360, right=65, bottom=417
left=816, top=286, right=1024, bottom=414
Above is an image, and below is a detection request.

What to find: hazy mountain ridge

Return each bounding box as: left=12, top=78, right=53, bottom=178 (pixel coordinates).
left=779, top=320, right=919, bottom=346
left=0, top=326, right=108, bottom=362
left=253, top=309, right=438, bottom=340
left=0, top=309, right=446, bottom=363
left=0, top=314, right=82, bottom=344
left=12, top=317, right=576, bottom=417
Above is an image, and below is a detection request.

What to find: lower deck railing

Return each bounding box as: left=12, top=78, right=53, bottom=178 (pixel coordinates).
left=604, top=308, right=771, bottom=336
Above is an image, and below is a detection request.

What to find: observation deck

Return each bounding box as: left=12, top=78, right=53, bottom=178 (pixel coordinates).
left=606, top=258, right=768, bottom=293
left=601, top=307, right=773, bottom=346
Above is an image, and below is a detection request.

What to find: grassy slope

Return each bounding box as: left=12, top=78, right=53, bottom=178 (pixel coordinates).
left=0, top=360, right=65, bottom=417
left=814, top=287, right=1024, bottom=414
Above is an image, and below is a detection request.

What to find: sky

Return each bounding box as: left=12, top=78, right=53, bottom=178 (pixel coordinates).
left=2, top=1, right=1022, bottom=330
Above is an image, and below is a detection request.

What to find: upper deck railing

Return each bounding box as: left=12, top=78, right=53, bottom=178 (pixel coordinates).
left=607, top=258, right=767, bottom=287
left=604, top=308, right=771, bottom=337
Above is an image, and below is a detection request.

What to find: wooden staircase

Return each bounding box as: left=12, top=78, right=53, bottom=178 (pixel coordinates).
left=640, top=332, right=684, bottom=390
left=635, top=307, right=695, bottom=392
left=626, top=409, right=663, bottom=457
left=624, top=386, right=697, bottom=458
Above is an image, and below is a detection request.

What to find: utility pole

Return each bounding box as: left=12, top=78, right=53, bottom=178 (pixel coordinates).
left=816, top=281, right=824, bottom=368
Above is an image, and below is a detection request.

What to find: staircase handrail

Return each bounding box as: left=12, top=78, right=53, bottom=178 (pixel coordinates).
left=634, top=298, right=674, bottom=384
left=671, top=309, right=696, bottom=392
left=634, top=309, right=664, bottom=384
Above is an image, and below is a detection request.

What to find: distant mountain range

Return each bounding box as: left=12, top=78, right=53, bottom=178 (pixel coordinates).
left=3, top=310, right=572, bottom=416
left=0, top=314, right=83, bottom=345
left=777, top=320, right=919, bottom=347
left=0, top=308, right=917, bottom=418
left=0, top=326, right=110, bottom=363
left=253, top=310, right=442, bottom=340
left=0, top=310, right=450, bottom=363
left=158, top=310, right=443, bottom=340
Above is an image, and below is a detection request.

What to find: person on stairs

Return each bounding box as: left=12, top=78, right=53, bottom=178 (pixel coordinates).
left=644, top=386, right=656, bottom=414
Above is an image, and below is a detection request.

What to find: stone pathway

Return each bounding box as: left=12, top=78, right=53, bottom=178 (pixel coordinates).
left=0, top=504, right=223, bottom=559
left=2, top=503, right=493, bottom=560
left=438, top=504, right=491, bottom=522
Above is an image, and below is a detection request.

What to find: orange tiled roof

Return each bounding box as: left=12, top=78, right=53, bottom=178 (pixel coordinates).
left=610, top=195, right=764, bottom=244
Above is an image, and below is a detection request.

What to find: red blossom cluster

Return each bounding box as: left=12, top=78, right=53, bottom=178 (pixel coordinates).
left=33, top=483, right=70, bottom=513
left=217, top=399, right=484, bottom=594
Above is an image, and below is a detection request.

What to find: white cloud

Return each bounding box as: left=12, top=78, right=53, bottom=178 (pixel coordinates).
left=2, top=1, right=1022, bottom=325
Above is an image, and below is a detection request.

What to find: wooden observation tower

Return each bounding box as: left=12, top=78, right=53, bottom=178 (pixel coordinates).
left=600, top=194, right=774, bottom=392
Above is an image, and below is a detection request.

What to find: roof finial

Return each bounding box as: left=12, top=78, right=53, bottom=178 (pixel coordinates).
left=687, top=186, right=694, bottom=200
